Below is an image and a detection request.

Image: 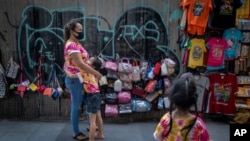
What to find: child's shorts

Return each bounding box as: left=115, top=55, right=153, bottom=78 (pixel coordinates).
left=86, top=93, right=102, bottom=114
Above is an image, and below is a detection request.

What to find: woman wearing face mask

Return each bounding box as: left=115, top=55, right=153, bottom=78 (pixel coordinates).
left=63, top=19, right=102, bottom=141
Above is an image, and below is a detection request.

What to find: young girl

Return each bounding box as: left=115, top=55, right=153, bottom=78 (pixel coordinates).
left=153, top=77, right=212, bottom=141
left=83, top=56, right=105, bottom=141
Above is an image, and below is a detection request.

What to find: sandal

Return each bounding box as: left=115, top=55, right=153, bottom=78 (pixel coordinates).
left=72, top=132, right=89, bottom=140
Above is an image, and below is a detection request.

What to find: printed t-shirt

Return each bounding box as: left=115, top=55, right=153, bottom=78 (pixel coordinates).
left=82, top=64, right=100, bottom=93
left=210, top=0, right=242, bottom=29
left=180, top=0, right=213, bottom=35
left=223, top=28, right=242, bottom=59
left=206, top=37, right=228, bottom=67
left=153, top=113, right=211, bottom=141
left=187, top=38, right=207, bottom=68
left=64, top=42, right=88, bottom=74
left=208, top=73, right=238, bottom=115
left=64, top=42, right=99, bottom=93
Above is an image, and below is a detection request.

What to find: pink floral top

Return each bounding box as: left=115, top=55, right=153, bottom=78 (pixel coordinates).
left=64, top=42, right=99, bottom=93
left=153, top=113, right=211, bottom=141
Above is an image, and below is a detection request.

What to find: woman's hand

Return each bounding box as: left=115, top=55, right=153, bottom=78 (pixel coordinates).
left=95, top=72, right=102, bottom=80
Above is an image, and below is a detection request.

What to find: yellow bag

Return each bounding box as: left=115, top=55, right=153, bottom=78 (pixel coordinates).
left=29, top=83, right=37, bottom=92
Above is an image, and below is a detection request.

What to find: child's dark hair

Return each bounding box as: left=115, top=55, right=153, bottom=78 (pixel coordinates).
left=92, top=56, right=102, bottom=71
left=164, top=77, right=198, bottom=141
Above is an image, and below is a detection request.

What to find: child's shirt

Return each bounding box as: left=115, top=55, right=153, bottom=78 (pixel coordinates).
left=153, top=113, right=211, bottom=141
left=81, top=63, right=100, bottom=94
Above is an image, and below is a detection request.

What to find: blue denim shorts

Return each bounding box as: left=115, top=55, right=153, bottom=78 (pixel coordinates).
left=86, top=93, right=102, bottom=114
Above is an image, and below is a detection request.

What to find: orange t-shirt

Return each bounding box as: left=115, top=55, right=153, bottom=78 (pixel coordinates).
left=180, top=0, right=213, bottom=28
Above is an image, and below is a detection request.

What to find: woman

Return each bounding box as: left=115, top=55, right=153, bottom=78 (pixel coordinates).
left=153, top=77, right=212, bottom=141
left=63, top=19, right=102, bottom=140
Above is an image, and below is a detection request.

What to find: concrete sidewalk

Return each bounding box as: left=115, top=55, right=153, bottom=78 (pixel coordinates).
left=0, top=118, right=229, bottom=141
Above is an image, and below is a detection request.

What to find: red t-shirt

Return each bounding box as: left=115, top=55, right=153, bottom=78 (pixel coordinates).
left=208, top=73, right=238, bottom=115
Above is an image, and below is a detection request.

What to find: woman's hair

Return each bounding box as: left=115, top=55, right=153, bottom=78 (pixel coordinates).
left=164, top=77, right=198, bottom=140
left=63, top=19, right=79, bottom=43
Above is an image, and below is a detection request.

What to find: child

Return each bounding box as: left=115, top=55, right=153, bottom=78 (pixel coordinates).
left=81, top=56, right=105, bottom=141
left=65, top=56, right=105, bottom=141
left=153, top=77, right=212, bottom=141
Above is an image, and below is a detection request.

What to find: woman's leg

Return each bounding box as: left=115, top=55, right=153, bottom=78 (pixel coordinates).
left=65, top=77, right=84, bottom=136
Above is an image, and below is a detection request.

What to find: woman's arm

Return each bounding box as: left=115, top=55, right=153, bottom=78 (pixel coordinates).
left=70, top=52, right=102, bottom=79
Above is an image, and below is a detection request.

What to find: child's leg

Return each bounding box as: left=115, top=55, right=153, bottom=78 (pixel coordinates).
left=96, top=110, right=104, bottom=138
left=89, top=113, right=97, bottom=141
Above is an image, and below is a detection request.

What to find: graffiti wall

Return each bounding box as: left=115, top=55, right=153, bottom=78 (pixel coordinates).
left=0, top=0, right=182, bottom=85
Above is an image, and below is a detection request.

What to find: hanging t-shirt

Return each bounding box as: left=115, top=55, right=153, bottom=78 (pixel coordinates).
left=181, top=72, right=210, bottom=112
left=210, top=0, right=242, bottom=29
left=180, top=0, right=213, bottom=34
left=188, top=38, right=207, bottom=68
left=208, top=73, right=238, bottom=115
left=223, top=28, right=242, bottom=59
left=236, top=0, right=250, bottom=25
left=206, top=37, right=229, bottom=67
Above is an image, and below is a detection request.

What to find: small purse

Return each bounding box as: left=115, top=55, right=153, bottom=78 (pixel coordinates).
left=104, top=92, right=118, bottom=104
left=122, top=81, right=132, bottom=90
left=118, top=57, right=132, bottom=73
left=144, top=79, right=157, bottom=93
left=106, top=70, right=118, bottom=79
left=105, top=104, right=118, bottom=117
left=43, top=88, right=54, bottom=96
left=119, top=103, right=132, bottom=114
left=131, top=85, right=146, bottom=98
left=132, top=59, right=140, bottom=82
left=153, top=61, right=161, bottom=76
left=117, top=91, right=131, bottom=104
left=99, top=75, right=108, bottom=86
left=118, top=73, right=132, bottom=82
left=105, top=60, right=118, bottom=71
